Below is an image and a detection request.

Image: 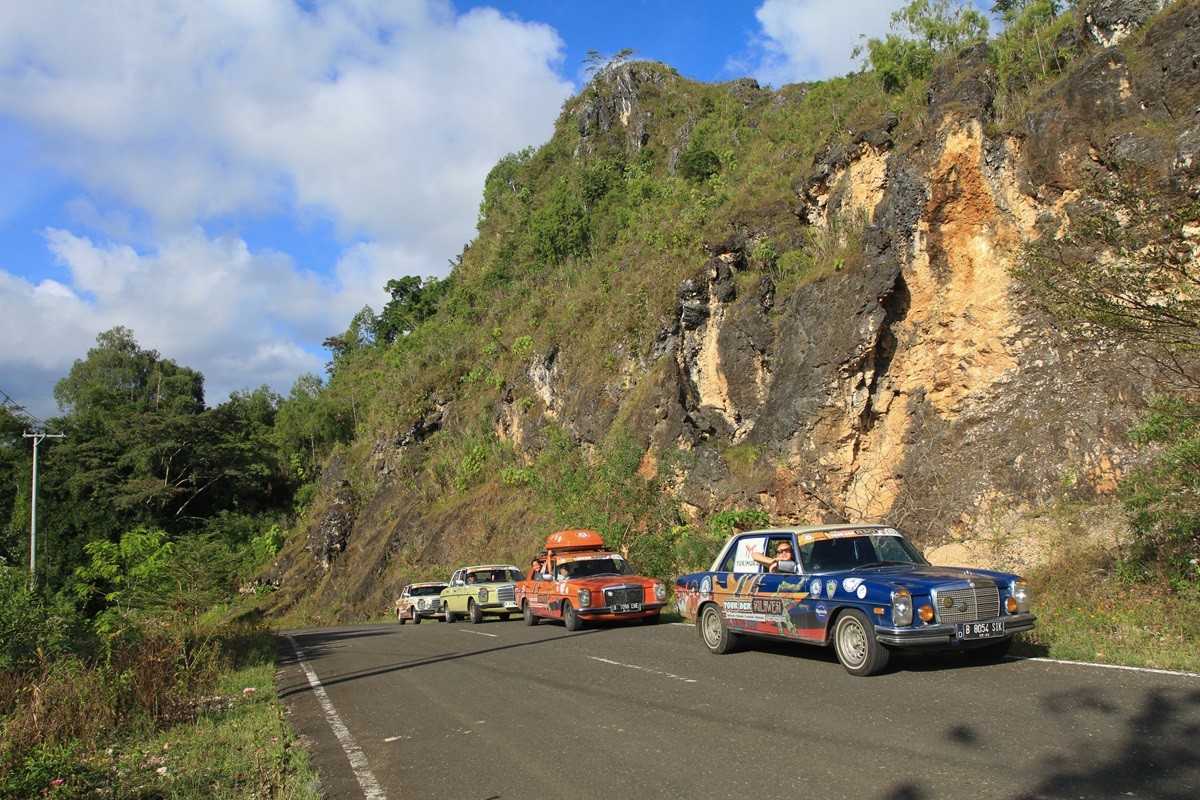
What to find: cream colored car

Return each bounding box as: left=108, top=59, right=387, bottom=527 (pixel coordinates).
left=395, top=581, right=448, bottom=624
left=440, top=565, right=523, bottom=623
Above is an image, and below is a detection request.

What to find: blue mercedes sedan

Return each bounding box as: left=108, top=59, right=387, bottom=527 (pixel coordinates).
left=675, top=524, right=1036, bottom=676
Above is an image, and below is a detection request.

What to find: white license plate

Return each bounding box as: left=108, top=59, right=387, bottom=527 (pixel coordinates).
left=956, top=620, right=1005, bottom=640
left=612, top=603, right=642, bottom=614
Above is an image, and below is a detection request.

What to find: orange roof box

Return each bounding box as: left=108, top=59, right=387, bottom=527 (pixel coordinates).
left=544, top=529, right=606, bottom=554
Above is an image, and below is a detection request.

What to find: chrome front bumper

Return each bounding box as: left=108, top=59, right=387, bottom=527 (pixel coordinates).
left=875, top=613, right=1037, bottom=647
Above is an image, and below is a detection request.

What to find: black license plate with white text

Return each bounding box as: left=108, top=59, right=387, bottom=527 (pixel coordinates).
left=956, top=620, right=1005, bottom=640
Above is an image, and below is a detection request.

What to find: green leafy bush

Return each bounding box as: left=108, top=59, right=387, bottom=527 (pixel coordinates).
left=858, top=0, right=989, bottom=92
left=0, top=569, right=78, bottom=672
left=678, top=147, right=721, bottom=183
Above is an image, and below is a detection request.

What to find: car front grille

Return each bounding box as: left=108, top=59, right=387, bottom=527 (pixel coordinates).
left=932, top=582, right=1000, bottom=623
left=496, top=585, right=516, bottom=604
left=603, top=585, right=644, bottom=606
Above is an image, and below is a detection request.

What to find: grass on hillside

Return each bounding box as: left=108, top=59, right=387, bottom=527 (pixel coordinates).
left=1018, top=546, right=1200, bottom=673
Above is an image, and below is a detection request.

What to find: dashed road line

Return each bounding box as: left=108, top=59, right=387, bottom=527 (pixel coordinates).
left=589, top=655, right=697, bottom=683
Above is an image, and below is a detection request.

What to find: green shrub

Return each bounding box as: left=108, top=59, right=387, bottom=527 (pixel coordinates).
left=678, top=147, right=721, bottom=183
left=0, top=569, right=81, bottom=672
left=1120, top=395, right=1200, bottom=585
left=991, top=1, right=1076, bottom=122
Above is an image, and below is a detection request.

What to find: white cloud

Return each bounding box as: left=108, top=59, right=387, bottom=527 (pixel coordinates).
left=0, top=229, right=331, bottom=413
left=0, top=1, right=573, bottom=418
left=0, top=1, right=570, bottom=246
left=749, top=0, right=906, bottom=85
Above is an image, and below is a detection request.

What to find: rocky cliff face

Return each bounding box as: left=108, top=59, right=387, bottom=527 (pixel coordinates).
left=537, top=2, right=1197, bottom=534
left=259, top=1, right=1200, bottom=621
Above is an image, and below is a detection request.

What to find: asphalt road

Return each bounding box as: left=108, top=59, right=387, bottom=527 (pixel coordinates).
left=276, top=618, right=1200, bottom=800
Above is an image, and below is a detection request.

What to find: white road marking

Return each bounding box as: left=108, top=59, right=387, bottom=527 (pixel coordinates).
left=1018, top=656, right=1199, bottom=678
left=285, top=635, right=387, bottom=800
left=459, top=629, right=499, bottom=637
left=589, top=655, right=697, bottom=683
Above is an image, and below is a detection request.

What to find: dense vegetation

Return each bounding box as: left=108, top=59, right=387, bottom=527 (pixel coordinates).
left=2, top=1, right=1199, bottom=796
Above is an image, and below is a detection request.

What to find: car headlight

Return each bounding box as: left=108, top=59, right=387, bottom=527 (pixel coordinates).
left=892, top=589, right=913, bottom=626
left=578, top=588, right=591, bottom=607
left=654, top=583, right=666, bottom=601
left=478, top=588, right=489, bottom=602
left=417, top=599, right=426, bottom=610
left=1010, top=579, right=1031, bottom=613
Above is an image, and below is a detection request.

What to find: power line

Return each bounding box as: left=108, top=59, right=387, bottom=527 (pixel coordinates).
left=0, top=387, right=49, bottom=429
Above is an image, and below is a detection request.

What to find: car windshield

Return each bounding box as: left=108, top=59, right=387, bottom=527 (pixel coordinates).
left=468, top=568, right=521, bottom=583
left=798, top=534, right=927, bottom=572
left=410, top=585, right=443, bottom=596
left=559, top=556, right=633, bottom=578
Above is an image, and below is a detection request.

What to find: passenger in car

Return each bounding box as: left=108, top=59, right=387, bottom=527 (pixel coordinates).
left=751, top=541, right=799, bottom=573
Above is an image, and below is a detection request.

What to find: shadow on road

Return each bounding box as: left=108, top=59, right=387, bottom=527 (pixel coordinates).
left=875, top=683, right=1200, bottom=799
left=275, top=624, right=599, bottom=699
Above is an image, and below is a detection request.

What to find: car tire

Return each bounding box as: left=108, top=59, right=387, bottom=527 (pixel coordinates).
left=444, top=606, right=457, bottom=624
left=833, top=609, right=890, bottom=676
left=699, top=603, right=738, bottom=654
left=963, top=637, right=1012, bottom=662
left=563, top=601, right=584, bottom=632
left=523, top=603, right=539, bottom=626
left=469, top=600, right=483, bottom=624
left=412, top=609, right=421, bottom=625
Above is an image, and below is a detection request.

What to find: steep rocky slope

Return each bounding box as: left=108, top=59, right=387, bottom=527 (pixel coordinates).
left=257, top=1, right=1200, bottom=622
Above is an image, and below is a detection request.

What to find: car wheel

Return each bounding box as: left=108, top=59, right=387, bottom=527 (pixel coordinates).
left=563, top=601, right=584, bottom=632
left=444, top=606, right=457, bottom=624
left=412, top=609, right=421, bottom=625
left=641, top=611, right=661, bottom=625
left=963, top=637, right=1012, bottom=662
left=523, top=603, right=539, bottom=626
left=833, top=609, right=890, bottom=676
left=397, top=609, right=405, bottom=625
left=469, top=600, right=483, bottom=624
left=699, top=603, right=738, bottom=654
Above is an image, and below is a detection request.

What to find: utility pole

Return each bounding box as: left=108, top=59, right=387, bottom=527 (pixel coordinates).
left=23, top=429, right=65, bottom=591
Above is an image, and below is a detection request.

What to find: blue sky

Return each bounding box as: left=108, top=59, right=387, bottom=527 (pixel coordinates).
left=0, top=0, right=972, bottom=423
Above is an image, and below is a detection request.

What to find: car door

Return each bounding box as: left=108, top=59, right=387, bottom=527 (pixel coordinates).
left=705, top=535, right=760, bottom=634
left=715, top=534, right=814, bottom=640
left=444, top=570, right=464, bottom=614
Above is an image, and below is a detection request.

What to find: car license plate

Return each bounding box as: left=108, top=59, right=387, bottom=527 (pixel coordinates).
left=956, top=620, right=1005, bottom=640
left=612, top=603, right=642, bottom=614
